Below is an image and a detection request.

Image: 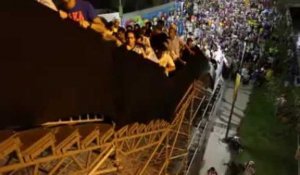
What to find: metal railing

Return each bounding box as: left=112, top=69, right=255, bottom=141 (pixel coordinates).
left=42, top=114, right=104, bottom=127
left=186, top=82, right=224, bottom=175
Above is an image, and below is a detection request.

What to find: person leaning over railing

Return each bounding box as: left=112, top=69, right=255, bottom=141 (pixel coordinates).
left=38, top=0, right=116, bottom=41
left=150, top=24, right=176, bottom=76
left=56, top=0, right=107, bottom=34
left=136, top=27, right=159, bottom=63
left=37, top=0, right=116, bottom=40
left=167, top=25, right=195, bottom=65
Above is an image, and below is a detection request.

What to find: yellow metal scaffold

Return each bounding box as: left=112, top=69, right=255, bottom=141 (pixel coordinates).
left=0, top=80, right=220, bottom=175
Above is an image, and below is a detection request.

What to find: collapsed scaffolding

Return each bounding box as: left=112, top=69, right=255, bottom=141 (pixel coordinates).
left=0, top=80, right=223, bottom=175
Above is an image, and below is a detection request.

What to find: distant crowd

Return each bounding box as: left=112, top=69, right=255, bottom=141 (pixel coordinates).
left=178, top=0, right=280, bottom=85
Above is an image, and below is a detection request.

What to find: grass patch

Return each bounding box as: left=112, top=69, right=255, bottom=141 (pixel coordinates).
left=235, top=86, right=297, bottom=175
left=234, top=1, right=299, bottom=174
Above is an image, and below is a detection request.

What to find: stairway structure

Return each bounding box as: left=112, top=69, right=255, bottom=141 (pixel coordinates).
left=0, top=80, right=223, bottom=175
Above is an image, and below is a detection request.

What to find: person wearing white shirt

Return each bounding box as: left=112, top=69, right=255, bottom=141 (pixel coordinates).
left=168, top=27, right=186, bottom=61
left=193, top=26, right=201, bottom=40
left=137, top=30, right=159, bottom=64
left=185, top=19, right=193, bottom=34
left=168, top=26, right=195, bottom=63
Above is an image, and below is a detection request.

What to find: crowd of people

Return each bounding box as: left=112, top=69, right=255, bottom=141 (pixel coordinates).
left=178, top=0, right=280, bottom=85
left=121, top=0, right=281, bottom=84
left=37, top=0, right=200, bottom=76
left=37, top=0, right=284, bottom=82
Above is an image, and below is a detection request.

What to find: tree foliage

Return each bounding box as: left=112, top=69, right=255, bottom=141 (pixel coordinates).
left=265, top=11, right=300, bottom=133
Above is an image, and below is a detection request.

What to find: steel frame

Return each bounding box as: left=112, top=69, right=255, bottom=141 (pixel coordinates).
left=0, top=80, right=212, bottom=175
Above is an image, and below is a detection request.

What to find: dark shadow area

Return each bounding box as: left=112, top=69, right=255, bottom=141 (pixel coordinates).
left=290, top=7, right=300, bottom=22
left=0, top=0, right=209, bottom=129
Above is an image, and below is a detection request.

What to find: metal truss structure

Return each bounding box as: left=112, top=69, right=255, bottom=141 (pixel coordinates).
left=0, top=80, right=222, bottom=175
